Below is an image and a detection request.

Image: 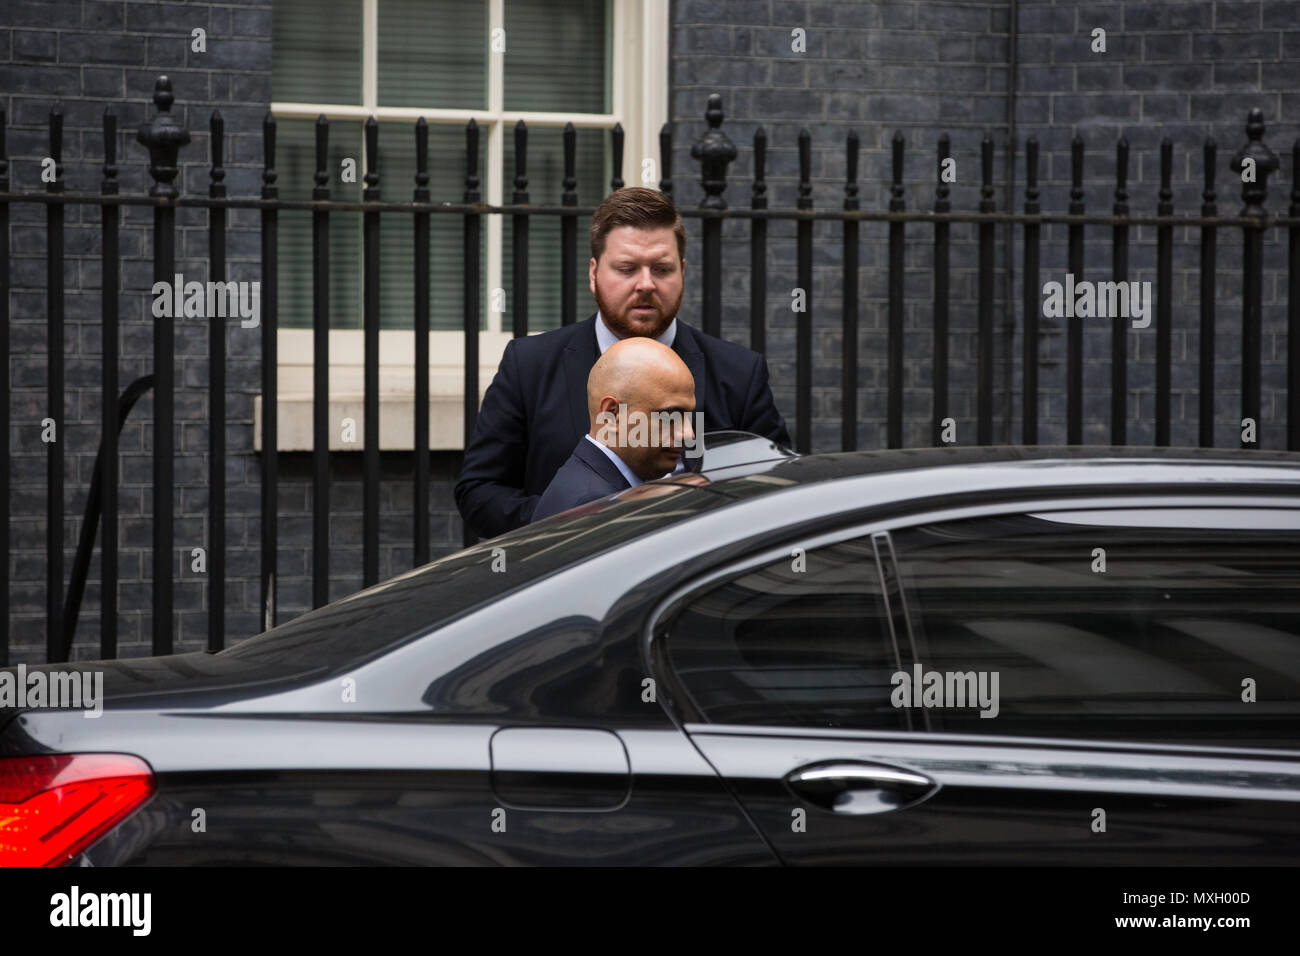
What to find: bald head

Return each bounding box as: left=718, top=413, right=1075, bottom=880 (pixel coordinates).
left=588, top=337, right=696, bottom=480
left=587, top=337, right=690, bottom=420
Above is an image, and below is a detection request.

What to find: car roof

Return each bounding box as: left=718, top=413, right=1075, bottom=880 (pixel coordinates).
left=690, top=443, right=1300, bottom=492
left=223, top=444, right=1300, bottom=672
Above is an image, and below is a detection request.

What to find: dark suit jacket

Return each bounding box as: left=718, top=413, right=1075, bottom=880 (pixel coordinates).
left=455, top=313, right=791, bottom=539
left=531, top=436, right=633, bottom=523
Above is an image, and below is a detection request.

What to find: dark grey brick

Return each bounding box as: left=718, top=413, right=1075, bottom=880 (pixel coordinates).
left=1142, top=33, right=1192, bottom=60
left=1122, top=63, right=1204, bottom=90
left=1215, top=1, right=1262, bottom=29
left=1076, top=63, right=1124, bottom=90
left=230, top=6, right=270, bottom=37
left=123, top=1, right=208, bottom=34
left=938, top=36, right=973, bottom=61
left=879, top=2, right=914, bottom=29
left=1192, top=31, right=1277, bottom=59
left=915, top=4, right=989, bottom=32
left=1122, top=1, right=1213, bottom=30
left=82, top=65, right=124, bottom=97
left=1019, top=4, right=1075, bottom=33
left=58, top=31, right=144, bottom=65
left=14, top=28, right=56, bottom=61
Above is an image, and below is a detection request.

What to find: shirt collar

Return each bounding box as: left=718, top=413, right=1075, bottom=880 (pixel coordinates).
left=595, top=311, right=677, bottom=353
left=584, top=434, right=643, bottom=488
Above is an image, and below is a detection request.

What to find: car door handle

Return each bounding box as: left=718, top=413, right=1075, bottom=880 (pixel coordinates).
left=785, top=761, right=939, bottom=815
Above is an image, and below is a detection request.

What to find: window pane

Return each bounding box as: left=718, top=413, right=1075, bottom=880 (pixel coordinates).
left=276, top=119, right=363, bottom=330
left=893, top=511, right=1300, bottom=748
left=666, top=538, right=902, bottom=729
left=502, top=126, right=608, bottom=332
left=378, top=121, right=488, bottom=331
left=377, top=0, right=488, bottom=109
left=504, top=0, right=611, bottom=113
left=273, top=0, right=362, bottom=104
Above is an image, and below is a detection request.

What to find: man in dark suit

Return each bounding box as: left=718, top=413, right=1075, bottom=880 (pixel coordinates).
left=455, top=186, right=791, bottom=540
left=533, top=336, right=697, bottom=523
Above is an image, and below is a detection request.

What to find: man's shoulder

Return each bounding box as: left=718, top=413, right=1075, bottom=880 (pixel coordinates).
left=507, top=314, right=596, bottom=360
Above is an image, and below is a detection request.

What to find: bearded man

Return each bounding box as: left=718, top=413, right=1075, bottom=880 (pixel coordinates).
left=454, top=186, right=790, bottom=539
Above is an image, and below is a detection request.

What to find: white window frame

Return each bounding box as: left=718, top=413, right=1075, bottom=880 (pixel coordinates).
left=259, top=0, right=670, bottom=451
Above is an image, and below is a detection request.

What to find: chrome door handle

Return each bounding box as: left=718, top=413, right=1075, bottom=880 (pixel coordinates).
left=785, top=761, right=939, bottom=815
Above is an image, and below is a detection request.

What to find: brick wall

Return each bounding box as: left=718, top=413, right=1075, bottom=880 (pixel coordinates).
left=668, top=0, right=1298, bottom=451
left=3, top=1, right=468, bottom=664
left=4, top=0, right=275, bottom=661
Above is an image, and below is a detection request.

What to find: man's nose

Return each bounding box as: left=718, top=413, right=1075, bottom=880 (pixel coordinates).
left=635, top=268, right=656, bottom=289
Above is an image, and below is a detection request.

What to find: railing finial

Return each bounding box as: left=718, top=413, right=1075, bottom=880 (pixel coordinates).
left=135, top=76, right=190, bottom=198
left=1230, top=107, right=1278, bottom=218
left=691, top=93, right=736, bottom=210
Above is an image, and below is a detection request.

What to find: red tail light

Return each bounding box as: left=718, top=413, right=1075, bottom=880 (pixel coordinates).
left=0, top=754, right=155, bottom=867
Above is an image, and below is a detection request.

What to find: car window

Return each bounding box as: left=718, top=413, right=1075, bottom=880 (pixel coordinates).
left=664, top=537, right=904, bottom=730
left=892, top=507, right=1300, bottom=749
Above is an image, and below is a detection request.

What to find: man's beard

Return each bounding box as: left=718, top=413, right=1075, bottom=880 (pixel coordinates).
left=592, top=278, right=682, bottom=339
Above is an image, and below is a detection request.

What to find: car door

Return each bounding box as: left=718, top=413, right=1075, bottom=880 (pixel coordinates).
left=650, top=498, right=1300, bottom=864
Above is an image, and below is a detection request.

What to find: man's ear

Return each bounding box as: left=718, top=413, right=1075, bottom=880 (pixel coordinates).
left=589, top=257, right=598, bottom=294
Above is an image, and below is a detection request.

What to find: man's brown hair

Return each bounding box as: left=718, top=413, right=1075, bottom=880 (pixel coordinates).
left=590, top=186, right=687, bottom=262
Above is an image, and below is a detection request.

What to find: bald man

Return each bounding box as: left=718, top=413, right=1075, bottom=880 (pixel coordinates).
left=531, top=338, right=697, bottom=523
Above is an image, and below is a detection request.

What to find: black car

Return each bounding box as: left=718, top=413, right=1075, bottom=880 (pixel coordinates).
left=3, top=443, right=1300, bottom=866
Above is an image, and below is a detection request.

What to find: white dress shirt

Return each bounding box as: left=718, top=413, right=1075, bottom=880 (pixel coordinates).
left=595, top=311, right=677, bottom=353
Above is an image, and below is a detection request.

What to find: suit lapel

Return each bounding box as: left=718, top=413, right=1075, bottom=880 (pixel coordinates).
left=563, top=316, right=600, bottom=439
left=574, top=435, right=632, bottom=491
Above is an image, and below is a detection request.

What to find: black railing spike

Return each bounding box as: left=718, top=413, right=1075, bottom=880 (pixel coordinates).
left=936, top=133, right=951, bottom=207
left=209, top=111, right=225, bottom=195
left=414, top=117, right=428, bottom=199
left=1025, top=135, right=1039, bottom=206
left=658, top=122, right=672, bottom=196
left=49, top=106, right=64, bottom=189
left=752, top=126, right=767, bottom=204
left=1162, top=138, right=1176, bottom=200
left=562, top=122, right=576, bottom=204
left=891, top=131, right=905, bottom=209
left=513, top=119, right=528, bottom=202
left=1114, top=137, right=1128, bottom=210
left=1203, top=138, right=1217, bottom=209
left=1071, top=134, right=1084, bottom=201
left=363, top=116, right=378, bottom=199
left=315, top=114, right=330, bottom=198
left=464, top=118, right=480, bottom=201
left=981, top=133, right=994, bottom=207
left=797, top=127, right=811, bottom=207
left=845, top=130, right=859, bottom=209
left=610, top=122, right=624, bottom=190
left=102, top=110, right=118, bottom=192
left=261, top=111, right=276, bottom=199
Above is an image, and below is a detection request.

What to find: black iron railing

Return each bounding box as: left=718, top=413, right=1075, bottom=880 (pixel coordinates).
left=2, top=76, right=1298, bottom=665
